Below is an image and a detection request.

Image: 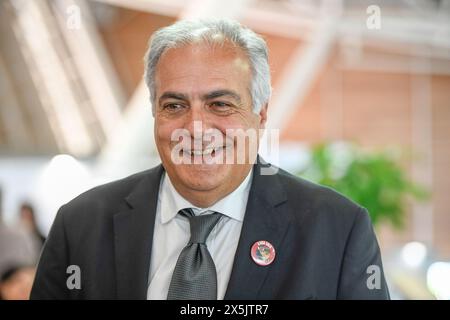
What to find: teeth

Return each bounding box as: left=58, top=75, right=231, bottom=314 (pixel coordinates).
left=184, top=147, right=223, bottom=156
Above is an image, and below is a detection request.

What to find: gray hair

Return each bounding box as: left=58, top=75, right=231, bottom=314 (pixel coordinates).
left=144, top=19, right=271, bottom=115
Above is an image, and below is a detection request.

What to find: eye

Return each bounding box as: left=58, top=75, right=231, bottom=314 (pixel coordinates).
left=209, top=101, right=232, bottom=109
left=162, top=103, right=185, bottom=112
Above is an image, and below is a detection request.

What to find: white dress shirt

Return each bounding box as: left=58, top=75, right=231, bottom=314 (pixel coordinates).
left=147, top=169, right=253, bottom=300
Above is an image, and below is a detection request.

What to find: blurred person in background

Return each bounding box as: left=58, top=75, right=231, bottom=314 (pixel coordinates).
left=0, top=188, right=37, bottom=300
left=0, top=265, right=35, bottom=300
left=18, top=202, right=46, bottom=250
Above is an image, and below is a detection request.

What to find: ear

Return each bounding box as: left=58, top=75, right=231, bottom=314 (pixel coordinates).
left=259, top=103, right=268, bottom=129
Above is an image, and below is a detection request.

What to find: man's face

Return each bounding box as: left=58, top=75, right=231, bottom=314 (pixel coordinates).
left=153, top=42, right=267, bottom=205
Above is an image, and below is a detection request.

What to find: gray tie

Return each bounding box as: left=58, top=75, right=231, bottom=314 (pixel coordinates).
left=167, top=208, right=222, bottom=300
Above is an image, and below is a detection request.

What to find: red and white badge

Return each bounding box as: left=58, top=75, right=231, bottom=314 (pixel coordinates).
left=251, top=240, right=276, bottom=266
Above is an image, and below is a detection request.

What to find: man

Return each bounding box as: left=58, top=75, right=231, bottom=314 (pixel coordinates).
left=31, top=19, right=389, bottom=299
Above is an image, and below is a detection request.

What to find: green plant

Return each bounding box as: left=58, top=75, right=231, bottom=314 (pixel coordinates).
left=298, top=143, right=429, bottom=228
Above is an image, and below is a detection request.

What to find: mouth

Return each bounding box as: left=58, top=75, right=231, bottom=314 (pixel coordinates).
left=183, top=146, right=225, bottom=157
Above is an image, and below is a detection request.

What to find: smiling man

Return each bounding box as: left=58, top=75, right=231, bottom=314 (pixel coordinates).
left=31, top=19, right=390, bottom=300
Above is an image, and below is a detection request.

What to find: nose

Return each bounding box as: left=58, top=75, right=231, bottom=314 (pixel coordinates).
left=184, top=103, right=212, bottom=139
left=183, top=103, right=223, bottom=150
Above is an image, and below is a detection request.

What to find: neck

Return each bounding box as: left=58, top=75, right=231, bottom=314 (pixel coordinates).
left=178, top=189, right=229, bottom=208
left=169, top=166, right=252, bottom=208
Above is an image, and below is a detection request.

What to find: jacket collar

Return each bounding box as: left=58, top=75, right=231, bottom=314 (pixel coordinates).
left=224, top=157, right=291, bottom=299
left=113, top=164, right=164, bottom=299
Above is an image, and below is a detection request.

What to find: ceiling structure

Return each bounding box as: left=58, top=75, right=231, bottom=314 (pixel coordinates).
left=0, top=0, right=449, bottom=158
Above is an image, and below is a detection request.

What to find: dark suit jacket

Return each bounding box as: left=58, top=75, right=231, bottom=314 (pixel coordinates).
left=31, top=159, right=390, bottom=299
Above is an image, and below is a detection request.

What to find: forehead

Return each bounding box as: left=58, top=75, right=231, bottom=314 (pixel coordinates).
left=154, top=42, right=251, bottom=96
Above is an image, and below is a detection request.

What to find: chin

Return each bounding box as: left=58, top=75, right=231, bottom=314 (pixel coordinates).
left=179, top=164, right=227, bottom=190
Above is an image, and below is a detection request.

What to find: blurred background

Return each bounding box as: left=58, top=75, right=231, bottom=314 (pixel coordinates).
left=0, top=0, right=449, bottom=299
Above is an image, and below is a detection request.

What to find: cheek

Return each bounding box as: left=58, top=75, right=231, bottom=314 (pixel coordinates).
left=155, top=125, right=176, bottom=160
left=155, top=119, right=178, bottom=143
left=215, top=112, right=260, bottom=132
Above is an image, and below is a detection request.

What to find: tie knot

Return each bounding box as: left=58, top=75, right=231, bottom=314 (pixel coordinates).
left=179, top=209, right=222, bottom=244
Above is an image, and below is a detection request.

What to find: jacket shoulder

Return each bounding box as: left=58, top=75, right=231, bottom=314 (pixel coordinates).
left=59, top=166, right=161, bottom=222
left=275, top=167, right=366, bottom=221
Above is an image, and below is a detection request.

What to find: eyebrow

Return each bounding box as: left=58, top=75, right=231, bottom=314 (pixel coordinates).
left=158, top=92, right=189, bottom=105
left=158, top=89, right=242, bottom=105
left=202, top=90, right=242, bottom=104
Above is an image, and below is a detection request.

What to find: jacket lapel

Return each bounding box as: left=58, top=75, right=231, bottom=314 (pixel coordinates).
left=113, top=165, right=164, bottom=299
left=224, top=158, right=292, bottom=299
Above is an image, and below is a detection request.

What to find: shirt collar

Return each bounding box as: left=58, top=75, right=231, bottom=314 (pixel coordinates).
left=160, top=168, right=253, bottom=224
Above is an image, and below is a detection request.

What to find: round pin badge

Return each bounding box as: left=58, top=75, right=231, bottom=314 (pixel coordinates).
left=251, top=240, right=276, bottom=266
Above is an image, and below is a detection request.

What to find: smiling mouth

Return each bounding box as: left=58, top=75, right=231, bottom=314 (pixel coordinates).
left=183, top=146, right=225, bottom=157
